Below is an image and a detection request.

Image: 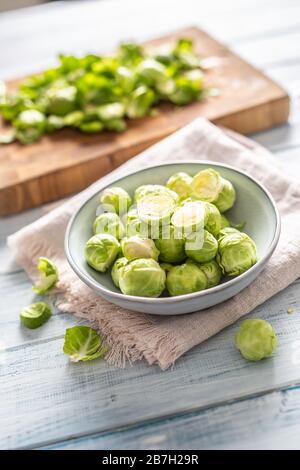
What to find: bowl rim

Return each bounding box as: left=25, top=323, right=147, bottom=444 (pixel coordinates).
left=65, top=160, right=281, bottom=304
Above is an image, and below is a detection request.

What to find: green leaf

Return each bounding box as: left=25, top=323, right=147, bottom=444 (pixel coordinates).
left=20, top=302, right=52, bottom=329
left=63, top=326, right=108, bottom=362
left=32, top=257, right=59, bottom=294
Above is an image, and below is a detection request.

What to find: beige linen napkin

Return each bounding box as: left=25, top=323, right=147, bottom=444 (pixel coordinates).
left=7, top=118, right=300, bottom=369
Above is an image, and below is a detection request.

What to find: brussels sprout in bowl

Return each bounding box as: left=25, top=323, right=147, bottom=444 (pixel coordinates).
left=65, top=161, right=280, bottom=315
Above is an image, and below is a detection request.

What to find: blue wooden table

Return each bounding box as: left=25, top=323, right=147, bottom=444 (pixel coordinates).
left=1, top=0, right=300, bottom=450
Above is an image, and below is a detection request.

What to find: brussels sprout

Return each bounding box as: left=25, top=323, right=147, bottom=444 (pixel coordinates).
left=166, top=262, right=207, bottom=296
left=104, top=118, right=127, bottom=132
left=134, top=184, right=178, bottom=203
left=154, top=225, right=186, bottom=263
left=203, top=202, right=222, bottom=236
left=137, top=193, right=177, bottom=226
left=126, top=85, right=155, bottom=119
left=185, top=229, right=218, bottom=263
left=171, top=200, right=206, bottom=236
left=166, top=172, right=192, bottom=200
left=220, top=214, right=230, bottom=229
left=111, top=257, right=128, bottom=288
left=215, top=178, right=236, bottom=213
left=137, top=59, right=168, bottom=85
left=97, top=102, right=125, bottom=121
left=119, top=258, right=166, bottom=297
left=217, top=231, right=257, bottom=276
left=121, top=236, right=159, bottom=261
left=13, top=109, right=46, bottom=143
left=199, top=259, right=222, bottom=288
left=79, top=121, right=103, bottom=133
left=191, top=169, right=236, bottom=212
left=93, top=212, right=125, bottom=239
left=20, top=302, right=52, bottom=329
left=217, top=227, right=240, bottom=240
left=234, top=319, right=277, bottom=361
left=46, top=85, right=77, bottom=116
left=32, top=257, right=59, bottom=294
left=100, top=187, right=132, bottom=214
left=47, top=115, right=65, bottom=132
left=64, top=110, right=84, bottom=127
left=84, top=233, right=120, bottom=272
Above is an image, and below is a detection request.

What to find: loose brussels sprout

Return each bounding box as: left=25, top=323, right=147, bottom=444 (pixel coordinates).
left=185, top=229, right=218, bottom=263
left=220, top=214, right=230, bottom=229
left=79, top=121, right=103, bottom=133
left=64, top=110, right=84, bottom=127
left=203, top=202, right=222, bottom=236
left=100, top=187, right=132, bottom=214
left=137, top=192, right=177, bottom=226
left=166, top=172, right=192, bottom=201
left=234, top=319, right=277, bottom=361
left=191, top=168, right=236, bottom=212
left=84, top=233, right=120, bottom=272
left=217, top=231, right=257, bottom=276
left=46, top=85, right=77, bottom=116
left=104, top=118, right=127, bottom=132
left=20, top=302, right=52, bottom=329
left=32, top=257, right=59, bottom=294
left=13, top=109, right=46, bottom=143
left=154, top=225, right=186, bottom=263
left=134, top=184, right=178, bottom=203
left=126, top=85, right=155, bottom=119
left=171, top=200, right=206, bottom=236
left=97, top=102, right=125, bottom=121
left=199, top=260, right=222, bottom=288
left=93, top=212, right=125, bottom=239
left=121, top=236, right=159, bottom=261
left=166, top=262, right=207, bottom=296
left=119, top=258, right=166, bottom=297
left=111, top=257, right=128, bottom=288
left=138, top=59, right=168, bottom=85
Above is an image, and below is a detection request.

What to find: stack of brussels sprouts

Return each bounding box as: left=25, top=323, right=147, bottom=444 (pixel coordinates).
left=84, top=168, right=258, bottom=297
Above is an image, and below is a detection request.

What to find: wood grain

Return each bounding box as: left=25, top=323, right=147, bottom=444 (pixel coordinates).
left=0, top=27, right=289, bottom=216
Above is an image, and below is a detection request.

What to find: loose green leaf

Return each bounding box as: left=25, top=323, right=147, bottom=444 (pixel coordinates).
left=63, top=326, right=108, bottom=362
left=32, top=257, right=59, bottom=294
left=20, top=302, right=52, bottom=329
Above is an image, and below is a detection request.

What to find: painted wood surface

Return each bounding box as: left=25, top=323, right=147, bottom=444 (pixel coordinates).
left=0, top=27, right=289, bottom=216
left=0, top=0, right=300, bottom=450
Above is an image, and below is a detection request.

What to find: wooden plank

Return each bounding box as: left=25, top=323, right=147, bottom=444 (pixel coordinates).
left=0, top=27, right=289, bottom=216
left=44, top=386, right=300, bottom=450
left=0, top=277, right=300, bottom=449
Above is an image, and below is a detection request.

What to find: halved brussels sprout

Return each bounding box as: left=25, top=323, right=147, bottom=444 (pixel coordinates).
left=119, top=258, right=166, bottom=297
left=97, top=102, right=125, bottom=121
left=126, top=85, right=155, bottom=119
left=46, top=85, right=77, bottom=116
left=137, top=192, right=177, bottom=226
left=185, top=229, right=218, bottom=263
left=84, top=233, right=120, bottom=272
left=154, top=225, right=186, bottom=263
left=166, top=262, right=207, bottom=296
left=100, top=187, right=132, bottom=214
left=199, top=259, right=222, bottom=288
left=203, top=202, right=222, bottom=236
left=234, top=319, right=277, bottom=361
left=138, top=59, right=168, bottom=85
left=217, top=231, right=257, bottom=276
left=191, top=168, right=222, bottom=202
left=111, top=257, right=129, bottom=288
left=134, top=184, right=178, bottom=203
left=93, top=213, right=125, bottom=239
left=121, top=236, right=159, bottom=261
left=166, top=172, right=192, bottom=201
left=191, top=168, right=236, bottom=212
left=171, top=200, right=205, bottom=236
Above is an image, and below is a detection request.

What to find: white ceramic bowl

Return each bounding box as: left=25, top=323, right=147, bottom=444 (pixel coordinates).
left=65, top=161, right=280, bottom=315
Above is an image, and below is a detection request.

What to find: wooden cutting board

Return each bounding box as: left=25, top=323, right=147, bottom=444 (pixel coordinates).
left=0, top=27, right=289, bottom=216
